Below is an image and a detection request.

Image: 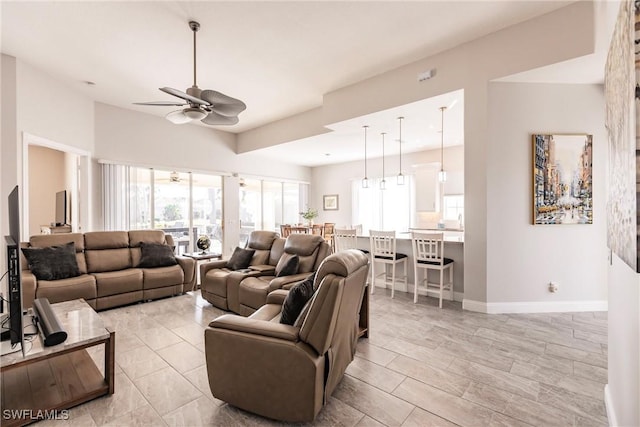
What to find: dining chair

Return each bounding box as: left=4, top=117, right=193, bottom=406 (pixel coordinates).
left=411, top=231, right=454, bottom=308
left=280, top=224, right=292, bottom=238
left=369, top=230, right=407, bottom=298
left=323, top=223, right=335, bottom=249
left=333, top=228, right=358, bottom=253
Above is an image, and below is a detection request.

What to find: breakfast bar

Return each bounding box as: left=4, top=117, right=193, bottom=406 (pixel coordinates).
left=356, top=230, right=464, bottom=299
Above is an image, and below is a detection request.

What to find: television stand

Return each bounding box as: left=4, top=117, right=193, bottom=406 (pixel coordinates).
left=39, top=224, right=72, bottom=234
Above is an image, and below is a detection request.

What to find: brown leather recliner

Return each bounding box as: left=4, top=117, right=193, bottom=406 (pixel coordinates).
left=200, top=231, right=281, bottom=312
left=237, top=233, right=331, bottom=316
left=204, top=249, right=369, bottom=422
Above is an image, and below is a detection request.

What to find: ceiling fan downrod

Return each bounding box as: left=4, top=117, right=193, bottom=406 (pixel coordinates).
left=188, top=21, right=200, bottom=99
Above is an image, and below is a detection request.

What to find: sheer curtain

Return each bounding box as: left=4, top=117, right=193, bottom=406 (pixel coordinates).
left=102, top=163, right=130, bottom=231
left=352, top=176, right=414, bottom=233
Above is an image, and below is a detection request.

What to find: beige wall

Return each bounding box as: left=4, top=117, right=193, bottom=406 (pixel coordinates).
left=28, top=146, right=66, bottom=237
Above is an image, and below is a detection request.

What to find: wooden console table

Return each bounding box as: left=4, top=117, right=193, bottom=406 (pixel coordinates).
left=0, top=299, right=114, bottom=426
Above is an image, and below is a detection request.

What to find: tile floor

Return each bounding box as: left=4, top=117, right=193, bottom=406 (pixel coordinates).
left=36, top=290, right=608, bottom=426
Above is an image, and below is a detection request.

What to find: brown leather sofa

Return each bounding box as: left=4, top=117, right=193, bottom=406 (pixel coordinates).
left=20, top=230, right=196, bottom=310
left=238, top=233, right=330, bottom=316
left=204, top=249, right=369, bottom=422
left=200, top=231, right=281, bottom=312
left=200, top=232, right=331, bottom=316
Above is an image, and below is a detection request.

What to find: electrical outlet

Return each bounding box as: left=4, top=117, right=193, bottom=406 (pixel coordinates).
left=548, top=282, right=558, bottom=293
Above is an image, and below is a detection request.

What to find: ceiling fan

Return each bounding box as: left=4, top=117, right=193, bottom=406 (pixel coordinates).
left=134, top=21, right=246, bottom=126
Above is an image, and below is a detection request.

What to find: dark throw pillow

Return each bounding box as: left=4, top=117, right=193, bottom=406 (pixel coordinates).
left=22, top=242, right=81, bottom=281
left=138, top=242, right=178, bottom=268
left=226, top=247, right=255, bottom=270
left=280, top=274, right=315, bottom=325
left=275, top=254, right=299, bottom=277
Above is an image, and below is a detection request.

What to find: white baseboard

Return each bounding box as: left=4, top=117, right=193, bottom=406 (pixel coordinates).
left=604, top=384, right=616, bottom=426
left=371, top=280, right=463, bottom=302
left=461, top=299, right=608, bottom=314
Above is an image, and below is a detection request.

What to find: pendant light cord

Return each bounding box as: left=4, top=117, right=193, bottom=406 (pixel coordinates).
left=382, top=132, right=386, bottom=178
left=440, top=107, right=445, bottom=172
left=364, top=126, right=368, bottom=177
left=398, top=117, right=403, bottom=172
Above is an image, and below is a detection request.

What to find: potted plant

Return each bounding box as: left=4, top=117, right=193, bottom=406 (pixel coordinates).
left=299, top=207, right=318, bottom=226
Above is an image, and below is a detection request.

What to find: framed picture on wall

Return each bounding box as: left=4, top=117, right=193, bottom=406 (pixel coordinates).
left=323, top=194, right=339, bottom=211
left=532, top=133, right=593, bottom=225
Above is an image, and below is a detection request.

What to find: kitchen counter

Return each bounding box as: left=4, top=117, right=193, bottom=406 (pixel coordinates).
left=356, top=232, right=464, bottom=298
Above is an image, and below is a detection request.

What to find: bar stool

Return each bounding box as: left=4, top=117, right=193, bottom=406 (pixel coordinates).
left=369, top=230, right=407, bottom=298
left=411, top=231, right=453, bottom=308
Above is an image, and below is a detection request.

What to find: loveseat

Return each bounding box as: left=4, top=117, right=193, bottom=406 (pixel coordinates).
left=205, top=249, right=370, bottom=422
left=20, top=230, right=196, bottom=310
left=200, top=231, right=331, bottom=315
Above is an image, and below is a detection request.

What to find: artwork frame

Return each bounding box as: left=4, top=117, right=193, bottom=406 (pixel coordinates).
left=532, top=133, right=593, bottom=225
left=323, top=194, right=339, bottom=211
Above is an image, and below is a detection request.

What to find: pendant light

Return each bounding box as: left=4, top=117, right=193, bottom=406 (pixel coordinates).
left=397, top=116, right=405, bottom=185
left=438, top=106, right=447, bottom=183
left=362, top=125, right=369, bottom=188
left=380, top=132, right=387, bottom=190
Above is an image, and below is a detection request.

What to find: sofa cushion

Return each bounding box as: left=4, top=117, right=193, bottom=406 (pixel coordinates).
left=28, top=233, right=87, bottom=274
left=138, top=242, right=177, bottom=268
left=142, top=265, right=184, bottom=290
left=280, top=274, right=314, bottom=325
left=36, top=273, right=97, bottom=304
left=22, top=242, right=81, bottom=281
left=226, top=247, right=255, bottom=270
left=128, top=230, right=166, bottom=247
left=93, top=268, right=143, bottom=297
left=275, top=254, right=299, bottom=277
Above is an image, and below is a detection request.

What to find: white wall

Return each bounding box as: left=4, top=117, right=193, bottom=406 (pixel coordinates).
left=606, top=254, right=640, bottom=426
left=0, top=56, right=95, bottom=243
left=484, top=82, right=607, bottom=311
left=94, top=103, right=311, bottom=182
left=310, top=146, right=464, bottom=227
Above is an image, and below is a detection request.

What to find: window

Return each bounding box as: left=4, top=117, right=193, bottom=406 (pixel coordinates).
left=352, top=176, right=414, bottom=233
left=103, top=165, right=223, bottom=254
left=443, top=194, right=464, bottom=223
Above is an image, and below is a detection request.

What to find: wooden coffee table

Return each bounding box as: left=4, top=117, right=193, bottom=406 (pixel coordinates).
left=0, top=299, right=114, bottom=426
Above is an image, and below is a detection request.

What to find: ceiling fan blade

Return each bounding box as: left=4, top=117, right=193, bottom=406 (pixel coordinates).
left=209, top=103, right=247, bottom=117
left=201, top=112, right=239, bottom=126
left=133, top=101, right=188, bottom=106
left=200, top=90, right=246, bottom=117
left=160, top=87, right=209, bottom=106
left=166, top=110, right=192, bottom=124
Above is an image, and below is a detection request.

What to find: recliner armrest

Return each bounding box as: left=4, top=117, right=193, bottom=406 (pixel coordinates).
left=209, top=314, right=299, bottom=342
left=175, top=255, right=196, bottom=290
left=200, top=259, right=230, bottom=276
left=266, top=289, right=289, bottom=305
left=268, top=273, right=311, bottom=292
left=249, top=264, right=276, bottom=274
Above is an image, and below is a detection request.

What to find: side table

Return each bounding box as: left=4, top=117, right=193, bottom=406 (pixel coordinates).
left=183, top=252, right=222, bottom=289
left=0, top=299, right=114, bottom=427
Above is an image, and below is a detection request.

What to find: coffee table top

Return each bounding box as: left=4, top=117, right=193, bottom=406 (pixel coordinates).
left=1, top=299, right=110, bottom=367
left=182, top=252, right=222, bottom=261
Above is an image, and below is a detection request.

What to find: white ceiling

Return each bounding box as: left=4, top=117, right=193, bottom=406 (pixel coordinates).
left=3, top=1, right=615, bottom=167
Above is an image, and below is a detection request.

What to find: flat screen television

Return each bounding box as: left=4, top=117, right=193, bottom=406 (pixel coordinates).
left=55, top=190, right=67, bottom=226
left=1, top=185, right=24, bottom=355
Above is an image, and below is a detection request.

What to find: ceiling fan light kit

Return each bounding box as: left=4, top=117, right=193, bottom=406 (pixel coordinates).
left=134, top=21, right=246, bottom=126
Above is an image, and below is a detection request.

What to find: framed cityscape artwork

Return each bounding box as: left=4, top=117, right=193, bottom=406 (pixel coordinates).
left=532, top=134, right=593, bottom=225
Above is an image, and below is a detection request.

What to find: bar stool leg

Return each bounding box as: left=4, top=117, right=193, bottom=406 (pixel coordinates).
left=449, top=264, right=454, bottom=301
left=413, top=263, right=419, bottom=304
left=370, top=259, right=376, bottom=295
left=439, top=268, right=444, bottom=308
left=391, top=262, right=396, bottom=299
